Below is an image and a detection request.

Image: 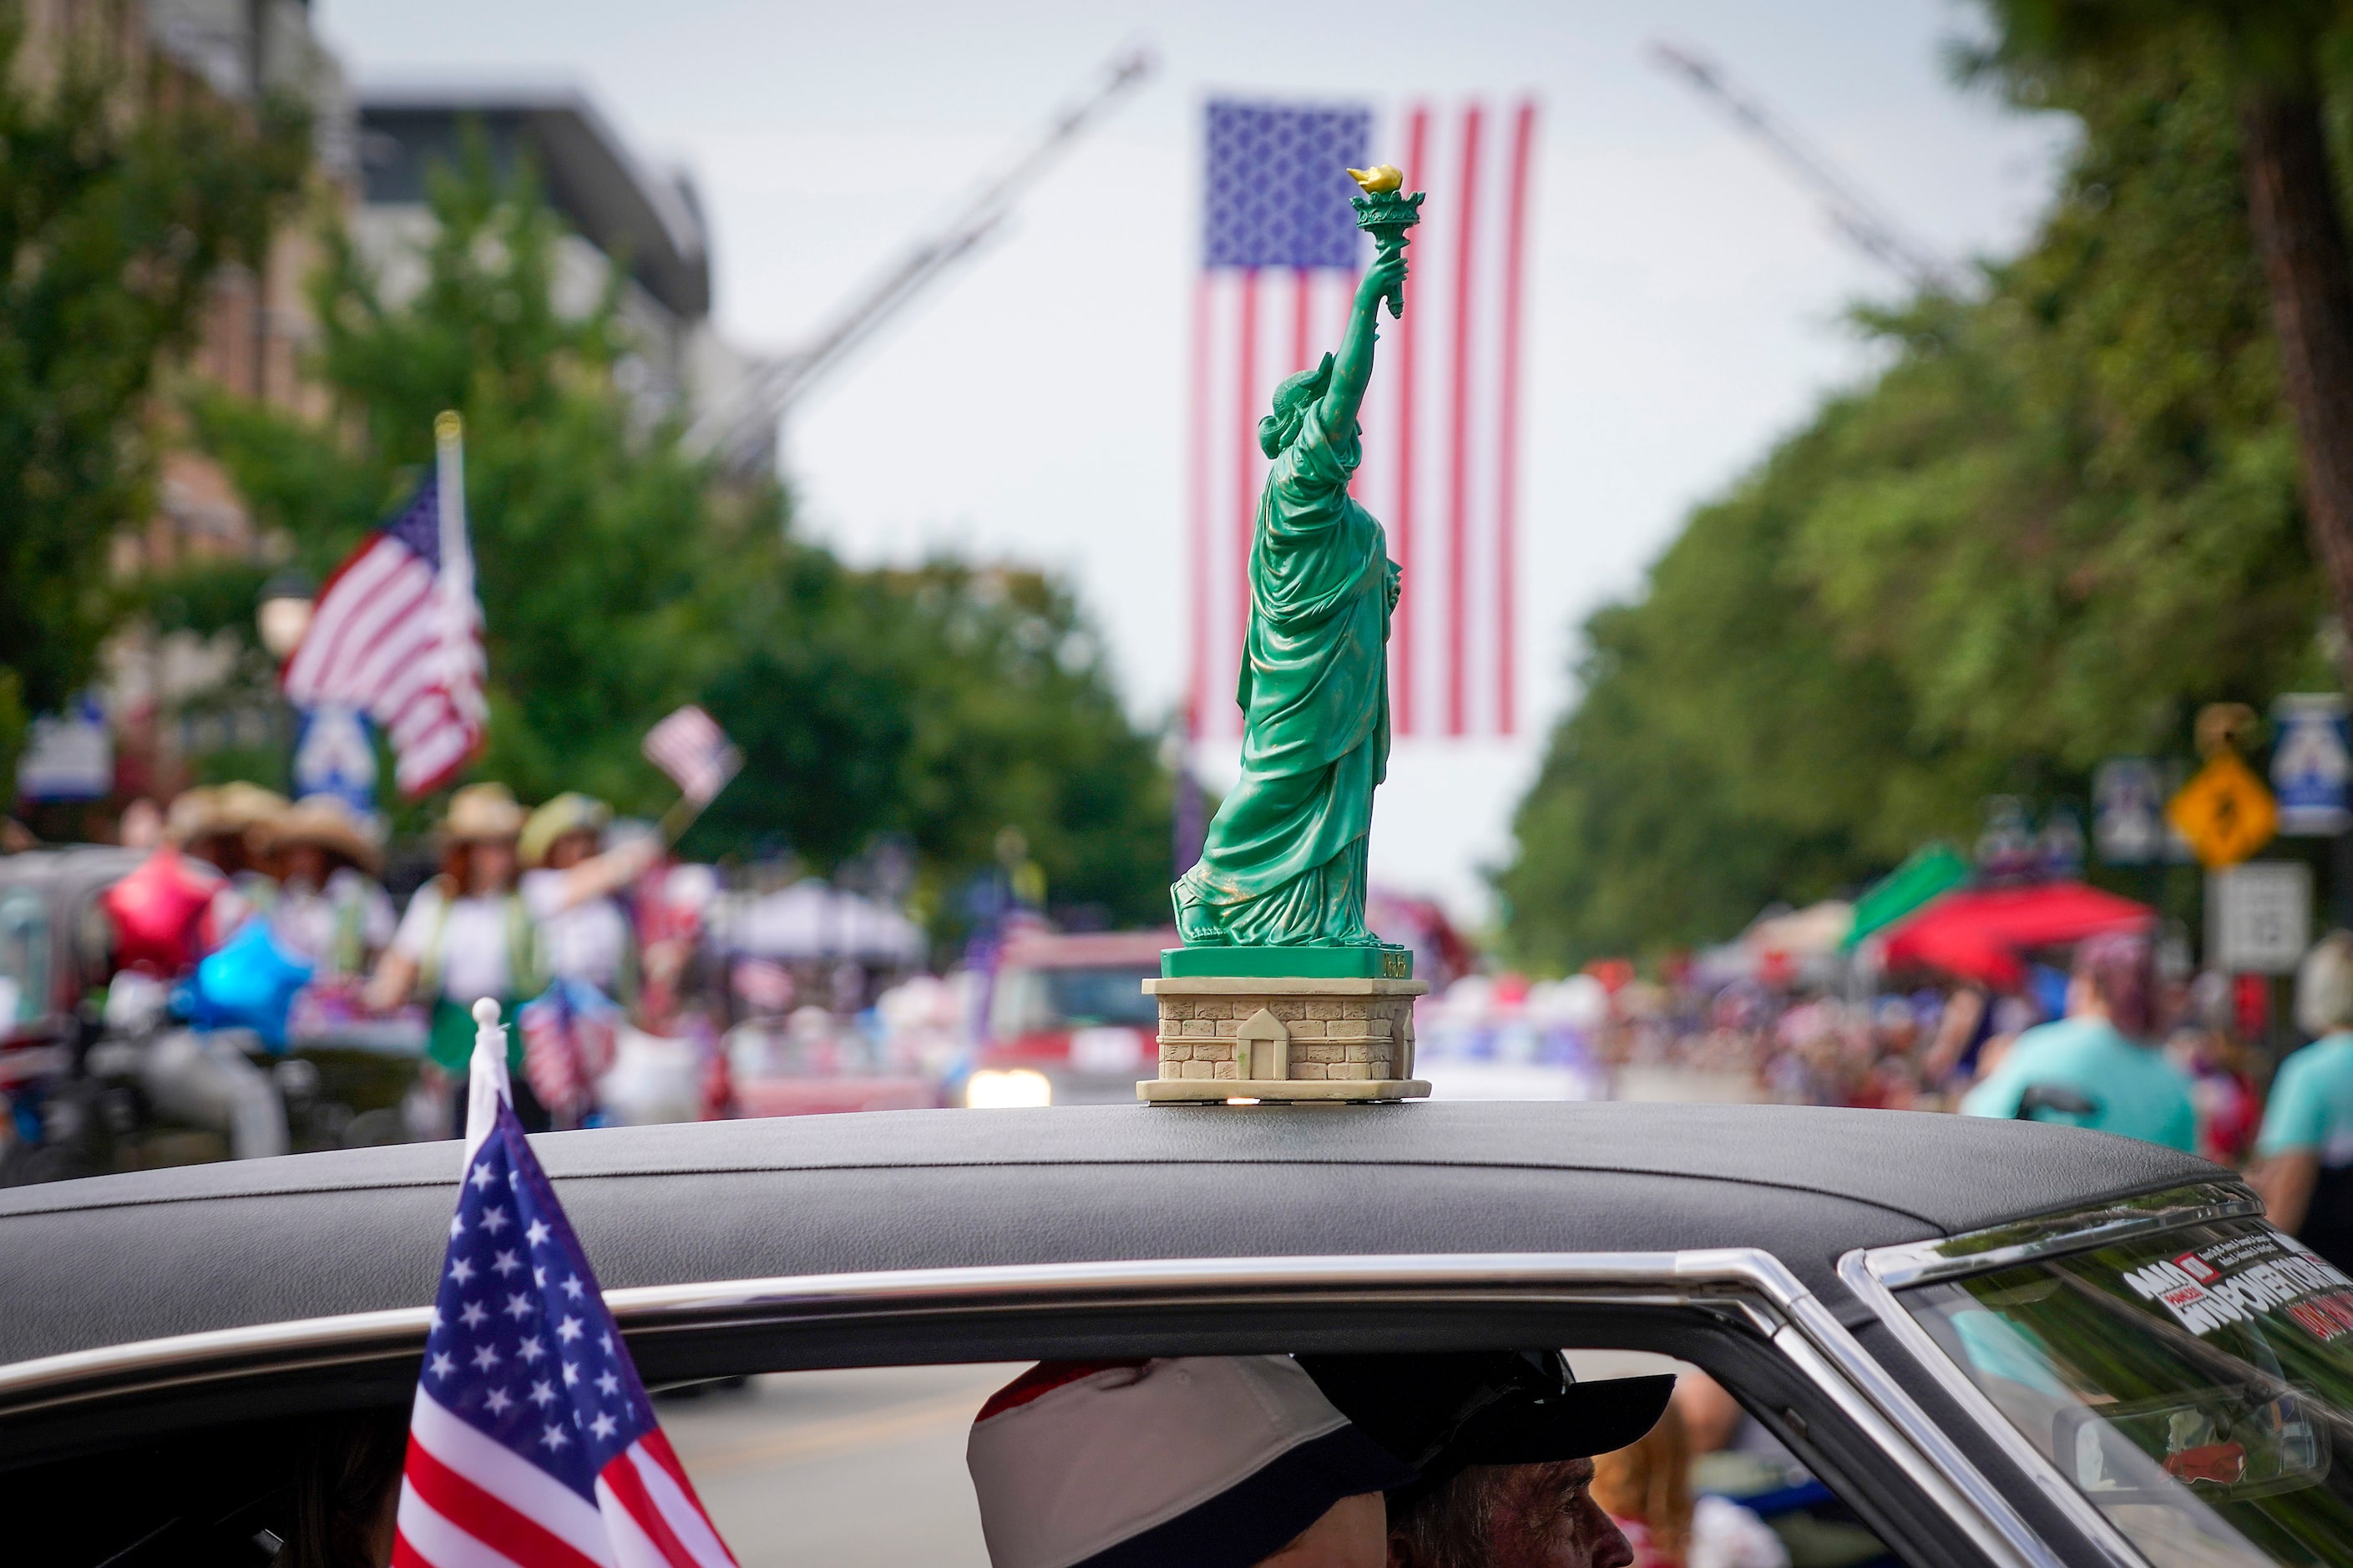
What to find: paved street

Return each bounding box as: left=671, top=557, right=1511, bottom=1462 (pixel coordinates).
left=662, top=1362, right=1024, bottom=1565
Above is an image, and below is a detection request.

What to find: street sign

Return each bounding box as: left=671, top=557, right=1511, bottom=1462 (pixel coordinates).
left=291, top=704, right=377, bottom=812
left=2273, top=694, right=2352, bottom=836
left=14, top=697, right=110, bottom=801
left=2209, top=862, right=2312, bottom=974
left=2094, top=759, right=2168, bottom=866
left=2168, top=752, right=2278, bottom=869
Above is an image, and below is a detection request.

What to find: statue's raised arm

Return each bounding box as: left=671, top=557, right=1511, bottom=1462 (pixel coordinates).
left=1315, top=248, right=1408, bottom=438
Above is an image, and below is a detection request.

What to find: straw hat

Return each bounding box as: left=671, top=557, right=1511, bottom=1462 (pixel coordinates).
left=268, top=795, right=386, bottom=875
left=164, top=787, right=224, bottom=847
left=164, top=783, right=288, bottom=847
left=443, top=781, right=527, bottom=843
left=521, top=792, right=612, bottom=867
left=213, top=782, right=290, bottom=835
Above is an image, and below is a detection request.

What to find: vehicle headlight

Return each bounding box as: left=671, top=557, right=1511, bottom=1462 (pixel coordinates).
left=964, top=1069, right=1053, bottom=1109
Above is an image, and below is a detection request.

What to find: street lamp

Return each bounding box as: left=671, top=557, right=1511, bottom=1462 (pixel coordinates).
left=256, top=569, right=316, bottom=660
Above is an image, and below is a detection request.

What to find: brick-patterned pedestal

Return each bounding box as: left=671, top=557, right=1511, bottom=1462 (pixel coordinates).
left=1138, top=976, right=1430, bottom=1103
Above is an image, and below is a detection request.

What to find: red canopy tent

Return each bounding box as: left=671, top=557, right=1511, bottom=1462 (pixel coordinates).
left=1877, top=882, right=2154, bottom=988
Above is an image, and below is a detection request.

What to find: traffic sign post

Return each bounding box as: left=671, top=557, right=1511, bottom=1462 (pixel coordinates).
left=2273, top=695, right=2352, bottom=836
left=2168, top=752, right=2279, bottom=869
left=2209, top=862, right=2313, bottom=975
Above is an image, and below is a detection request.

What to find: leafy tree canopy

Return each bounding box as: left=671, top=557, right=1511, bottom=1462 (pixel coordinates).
left=0, top=7, right=307, bottom=781
left=1499, top=33, right=2333, bottom=969
left=195, top=135, right=1171, bottom=938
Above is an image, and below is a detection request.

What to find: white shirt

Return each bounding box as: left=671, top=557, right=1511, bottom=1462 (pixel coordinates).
left=522, top=868, right=631, bottom=992
left=273, top=868, right=395, bottom=978
left=392, top=883, right=521, bottom=1004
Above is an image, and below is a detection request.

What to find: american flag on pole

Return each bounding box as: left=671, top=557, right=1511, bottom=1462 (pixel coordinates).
left=284, top=415, right=488, bottom=796
left=642, top=706, right=741, bottom=807
left=1190, top=97, right=1538, bottom=741
left=394, top=1000, right=738, bottom=1568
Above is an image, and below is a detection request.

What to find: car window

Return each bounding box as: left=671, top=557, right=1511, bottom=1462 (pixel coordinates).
left=1903, top=1219, right=2353, bottom=1567
left=989, top=964, right=1159, bottom=1036
left=658, top=1351, right=1897, bottom=1568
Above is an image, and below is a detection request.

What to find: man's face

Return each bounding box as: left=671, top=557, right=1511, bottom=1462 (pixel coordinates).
left=1391, top=1459, right=1633, bottom=1568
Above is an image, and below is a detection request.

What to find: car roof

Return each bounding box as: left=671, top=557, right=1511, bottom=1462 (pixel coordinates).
left=0, top=1101, right=2215, bottom=1368
left=996, top=928, right=1174, bottom=968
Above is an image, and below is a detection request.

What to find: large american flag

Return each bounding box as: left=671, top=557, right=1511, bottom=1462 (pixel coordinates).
left=284, top=425, right=487, bottom=797
left=1190, top=98, right=1538, bottom=741
left=394, top=1007, right=736, bottom=1568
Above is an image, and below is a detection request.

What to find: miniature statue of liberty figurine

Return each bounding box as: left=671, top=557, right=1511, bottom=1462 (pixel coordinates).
left=1173, top=166, right=1423, bottom=950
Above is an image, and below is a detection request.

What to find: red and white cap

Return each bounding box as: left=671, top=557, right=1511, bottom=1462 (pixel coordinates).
left=967, top=1356, right=1417, bottom=1568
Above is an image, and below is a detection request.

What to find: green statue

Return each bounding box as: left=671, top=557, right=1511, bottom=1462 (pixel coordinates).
left=1173, top=169, right=1423, bottom=951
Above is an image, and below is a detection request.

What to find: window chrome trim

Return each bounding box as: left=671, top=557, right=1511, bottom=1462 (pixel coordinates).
left=0, top=1248, right=2055, bottom=1568
left=1860, top=1181, right=2261, bottom=1290
left=1841, top=1181, right=2274, bottom=1568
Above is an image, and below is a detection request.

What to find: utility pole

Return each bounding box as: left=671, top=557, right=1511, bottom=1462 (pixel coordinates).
left=697, top=46, right=1157, bottom=480
left=1649, top=40, right=1961, bottom=296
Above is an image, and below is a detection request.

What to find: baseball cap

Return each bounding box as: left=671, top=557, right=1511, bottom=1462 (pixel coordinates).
left=1299, top=1351, right=1675, bottom=1500
left=967, top=1356, right=1417, bottom=1568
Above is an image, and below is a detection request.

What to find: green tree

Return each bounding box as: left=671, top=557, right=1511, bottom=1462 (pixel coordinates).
left=198, top=139, right=1172, bottom=936
left=1500, top=31, right=2330, bottom=969
left=0, top=7, right=307, bottom=782
left=1971, top=1, right=2353, bottom=663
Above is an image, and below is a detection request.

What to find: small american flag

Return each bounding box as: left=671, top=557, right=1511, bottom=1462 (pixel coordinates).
left=1190, top=98, right=1537, bottom=741
left=642, top=706, right=741, bottom=807
left=394, top=1004, right=737, bottom=1568
left=285, top=417, right=487, bottom=797
left=519, top=979, right=621, bottom=1130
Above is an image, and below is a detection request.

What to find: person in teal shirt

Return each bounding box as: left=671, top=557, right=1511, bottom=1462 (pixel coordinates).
left=2254, top=932, right=2353, bottom=1272
left=1962, top=932, right=2195, bottom=1151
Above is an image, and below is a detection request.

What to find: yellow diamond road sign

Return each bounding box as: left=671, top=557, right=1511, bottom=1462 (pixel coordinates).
left=2168, top=752, right=2279, bottom=869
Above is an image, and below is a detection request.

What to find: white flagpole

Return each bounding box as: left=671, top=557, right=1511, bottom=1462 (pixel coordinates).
left=433, top=411, right=486, bottom=728
left=461, top=996, right=513, bottom=1166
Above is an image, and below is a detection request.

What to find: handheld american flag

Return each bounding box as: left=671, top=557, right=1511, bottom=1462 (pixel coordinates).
left=394, top=999, right=738, bottom=1568
left=642, top=706, right=741, bottom=808
left=285, top=413, right=488, bottom=797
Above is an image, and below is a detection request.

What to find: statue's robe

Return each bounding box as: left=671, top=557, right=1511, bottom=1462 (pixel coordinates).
left=1173, top=409, right=1399, bottom=947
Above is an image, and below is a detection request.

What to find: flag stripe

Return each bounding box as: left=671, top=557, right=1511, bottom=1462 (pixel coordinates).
left=397, top=1485, right=531, bottom=1568
left=595, top=1454, right=705, bottom=1568
left=1389, top=103, right=1429, bottom=737
left=620, top=1440, right=736, bottom=1568
left=1233, top=266, right=1261, bottom=703
left=287, top=541, right=407, bottom=698
left=1187, top=273, right=1214, bottom=737
left=406, top=1437, right=611, bottom=1568
left=1495, top=100, right=1536, bottom=736
left=409, top=1388, right=618, bottom=1562
left=1444, top=103, right=1483, bottom=736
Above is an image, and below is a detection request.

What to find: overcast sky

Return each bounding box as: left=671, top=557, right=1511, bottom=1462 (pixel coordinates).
left=320, top=0, right=2072, bottom=929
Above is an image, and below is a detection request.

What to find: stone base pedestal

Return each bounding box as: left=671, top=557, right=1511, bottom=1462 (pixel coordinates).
left=1139, top=975, right=1430, bottom=1104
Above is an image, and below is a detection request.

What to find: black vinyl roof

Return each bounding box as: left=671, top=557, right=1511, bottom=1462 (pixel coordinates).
left=0, top=1102, right=2215, bottom=1368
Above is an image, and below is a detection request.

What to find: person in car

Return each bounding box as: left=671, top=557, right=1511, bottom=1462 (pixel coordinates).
left=2254, top=931, right=2353, bottom=1272
left=966, top=1355, right=1415, bottom=1568
left=1301, top=1351, right=1675, bottom=1568
left=1958, top=931, right=2194, bottom=1149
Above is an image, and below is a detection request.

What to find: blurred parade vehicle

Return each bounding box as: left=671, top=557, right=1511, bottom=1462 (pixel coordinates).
left=965, top=928, right=1170, bottom=1107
